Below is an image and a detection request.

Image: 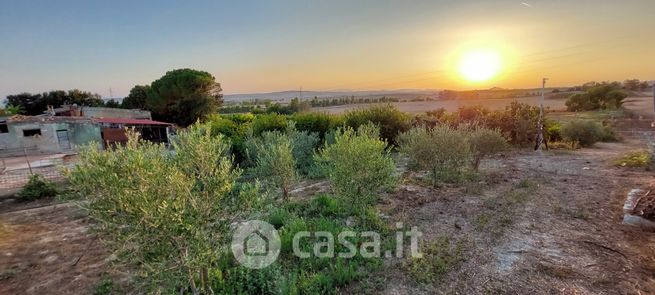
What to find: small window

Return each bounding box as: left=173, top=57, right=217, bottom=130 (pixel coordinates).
left=0, top=122, right=7, bottom=133
left=23, top=129, right=42, bottom=137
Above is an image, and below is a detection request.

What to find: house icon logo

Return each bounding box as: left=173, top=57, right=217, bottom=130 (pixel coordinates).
left=231, top=220, right=280, bottom=269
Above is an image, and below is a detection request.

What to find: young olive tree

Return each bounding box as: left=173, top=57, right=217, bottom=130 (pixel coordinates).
left=249, top=130, right=297, bottom=200
left=67, top=125, right=259, bottom=294
left=398, top=126, right=472, bottom=185
left=316, top=123, right=396, bottom=215
left=467, top=127, right=508, bottom=171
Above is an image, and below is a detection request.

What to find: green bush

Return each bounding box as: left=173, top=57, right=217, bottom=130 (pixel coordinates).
left=398, top=126, right=472, bottom=185
left=467, top=127, right=508, bottom=171
left=343, top=104, right=411, bottom=144
left=565, top=84, right=627, bottom=111
left=251, top=113, right=288, bottom=136
left=316, top=123, right=396, bottom=216
left=560, top=120, right=605, bottom=147
left=249, top=131, right=297, bottom=199
left=545, top=121, right=562, bottom=143
left=615, top=150, right=652, bottom=167
left=18, top=174, right=58, bottom=201
left=290, top=112, right=343, bottom=140
left=287, top=123, right=321, bottom=176
left=67, top=126, right=261, bottom=294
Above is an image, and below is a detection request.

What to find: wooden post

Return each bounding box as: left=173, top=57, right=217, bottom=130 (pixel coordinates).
left=23, top=147, right=33, bottom=175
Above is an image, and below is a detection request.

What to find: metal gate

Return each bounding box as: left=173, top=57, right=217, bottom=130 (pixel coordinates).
left=56, top=129, right=71, bottom=150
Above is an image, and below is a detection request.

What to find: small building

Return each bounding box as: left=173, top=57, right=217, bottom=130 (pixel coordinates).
left=0, top=115, right=172, bottom=155
left=0, top=115, right=102, bottom=154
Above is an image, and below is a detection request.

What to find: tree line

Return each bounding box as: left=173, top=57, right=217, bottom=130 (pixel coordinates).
left=4, top=68, right=223, bottom=127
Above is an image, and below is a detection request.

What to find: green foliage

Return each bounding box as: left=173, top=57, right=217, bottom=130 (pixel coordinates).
left=422, top=102, right=540, bottom=146
left=343, top=104, right=411, bottom=144
left=290, top=112, right=344, bottom=139
left=249, top=131, right=297, bottom=199
left=560, top=120, right=605, bottom=147
left=565, top=84, right=627, bottom=111
left=121, top=85, right=150, bottom=109
left=286, top=123, right=321, bottom=176
left=545, top=121, right=562, bottom=142
left=93, top=277, right=114, bottom=295
left=316, top=123, right=396, bottom=216
left=213, top=265, right=283, bottom=295
left=251, top=113, right=288, bottom=136
left=67, top=125, right=260, bottom=294
left=398, top=126, right=472, bottom=185
left=147, top=68, right=223, bottom=126
left=18, top=174, right=58, bottom=201
left=467, top=127, right=508, bottom=171
left=615, top=150, right=652, bottom=168
left=404, top=236, right=465, bottom=285
left=6, top=89, right=104, bottom=115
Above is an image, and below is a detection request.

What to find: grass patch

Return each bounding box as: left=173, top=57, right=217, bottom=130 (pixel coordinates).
left=615, top=150, right=652, bottom=168
left=476, top=179, right=538, bottom=238
left=93, top=277, right=114, bottom=295
left=404, top=236, right=466, bottom=285
left=0, top=268, right=19, bottom=281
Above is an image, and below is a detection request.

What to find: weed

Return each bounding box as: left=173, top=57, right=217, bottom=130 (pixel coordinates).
left=93, top=277, right=114, bottom=295
left=17, top=174, right=58, bottom=201
left=404, top=236, right=466, bottom=285
left=615, top=150, right=652, bottom=168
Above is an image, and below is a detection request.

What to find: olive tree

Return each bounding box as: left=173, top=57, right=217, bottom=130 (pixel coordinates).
left=398, top=126, right=472, bottom=185
left=316, top=123, right=396, bottom=215
left=468, top=127, right=508, bottom=171
left=248, top=130, right=297, bottom=200
left=67, top=125, right=259, bottom=294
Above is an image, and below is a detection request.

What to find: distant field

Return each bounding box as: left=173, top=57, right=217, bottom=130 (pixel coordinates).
left=312, top=94, right=654, bottom=115
left=312, top=96, right=568, bottom=114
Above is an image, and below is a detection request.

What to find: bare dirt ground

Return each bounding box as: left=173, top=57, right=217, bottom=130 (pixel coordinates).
left=1, top=96, right=654, bottom=294
left=372, top=139, right=655, bottom=294
left=0, top=203, right=111, bottom=295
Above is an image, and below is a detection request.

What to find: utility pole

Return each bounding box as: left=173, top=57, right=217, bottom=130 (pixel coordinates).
left=535, top=78, right=548, bottom=151
left=299, top=86, right=302, bottom=101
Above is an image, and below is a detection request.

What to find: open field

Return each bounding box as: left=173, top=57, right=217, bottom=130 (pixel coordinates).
left=312, top=94, right=655, bottom=115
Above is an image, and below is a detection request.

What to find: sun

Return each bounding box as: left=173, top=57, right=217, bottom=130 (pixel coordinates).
left=456, top=49, right=502, bottom=82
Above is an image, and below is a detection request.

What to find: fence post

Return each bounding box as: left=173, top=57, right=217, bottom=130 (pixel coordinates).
left=23, top=147, right=33, bottom=175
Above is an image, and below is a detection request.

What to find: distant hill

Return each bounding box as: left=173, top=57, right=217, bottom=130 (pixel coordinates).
left=224, top=89, right=440, bottom=102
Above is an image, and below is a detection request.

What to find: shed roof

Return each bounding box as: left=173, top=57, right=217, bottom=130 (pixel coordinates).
left=94, top=118, right=171, bottom=126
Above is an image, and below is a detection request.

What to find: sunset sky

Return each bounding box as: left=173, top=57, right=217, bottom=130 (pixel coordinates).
left=1, top=0, right=654, bottom=98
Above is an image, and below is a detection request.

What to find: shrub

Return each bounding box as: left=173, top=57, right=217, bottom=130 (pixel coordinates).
left=560, top=120, right=605, bottom=147
left=545, top=121, right=562, bottom=143
left=398, top=126, right=472, bottom=185
left=67, top=126, right=261, bottom=294
left=316, top=123, right=396, bottom=216
left=251, top=113, right=288, bottom=136
left=290, top=112, right=344, bottom=139
left=18, top=174, right=58, bottom=201
left=287, top=123, right=321, bottom=176
left=343, top=104, right=411, bottom=144
left=615, top=150, right=652, bottom=167
left=565, top=84, right=627, bottom=111
left=249, top=131, right=297, bottom=200
left=467, top=127, right=508, bottom=171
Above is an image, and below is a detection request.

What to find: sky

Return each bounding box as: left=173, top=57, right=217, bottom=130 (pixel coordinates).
left=1, top=0, right=654, bottom=98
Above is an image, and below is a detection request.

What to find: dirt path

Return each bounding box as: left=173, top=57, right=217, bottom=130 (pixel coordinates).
left=0, top=203, right=110, bottom=295
left=375, top=138, right=655, bottom=294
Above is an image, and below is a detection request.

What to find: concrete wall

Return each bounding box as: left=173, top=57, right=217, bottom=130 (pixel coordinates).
left=81, top=107, right=151, bottom=119
left=0, top=121, right=102, bottom=154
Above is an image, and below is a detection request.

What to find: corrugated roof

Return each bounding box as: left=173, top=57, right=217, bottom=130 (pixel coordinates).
left=94, top=118, right=171, bottom=126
